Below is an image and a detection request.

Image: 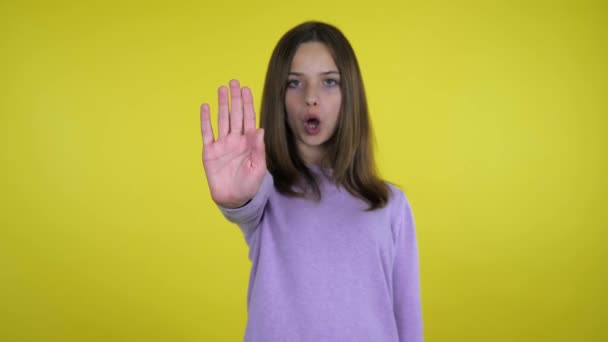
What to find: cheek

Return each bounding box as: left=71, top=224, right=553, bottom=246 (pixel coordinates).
left=325, top=93, right=342, bottom=117
left=284, top=93, right=300, bottom=116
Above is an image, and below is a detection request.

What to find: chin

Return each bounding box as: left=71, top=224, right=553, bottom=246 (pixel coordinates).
left=302, top=134, right=330, bottom=147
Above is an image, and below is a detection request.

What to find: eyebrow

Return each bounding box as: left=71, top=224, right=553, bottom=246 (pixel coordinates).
left=288, top=71, right=340, bottom=76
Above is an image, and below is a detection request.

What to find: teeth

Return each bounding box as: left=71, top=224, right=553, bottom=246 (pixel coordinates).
left=306, top=119, right=319, bottom=129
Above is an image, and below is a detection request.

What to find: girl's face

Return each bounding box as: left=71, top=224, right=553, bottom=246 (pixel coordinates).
left=285, top=42, right=342, bottom=165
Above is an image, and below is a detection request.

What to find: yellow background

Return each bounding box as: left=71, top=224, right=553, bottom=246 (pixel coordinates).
left=1, top=0, right=606, bottom=341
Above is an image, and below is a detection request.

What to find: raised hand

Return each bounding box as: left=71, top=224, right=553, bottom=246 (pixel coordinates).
left=200, top=79, right=266, bottom=209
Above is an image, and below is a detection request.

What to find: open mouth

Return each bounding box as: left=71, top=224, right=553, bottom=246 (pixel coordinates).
left=304, top=116, right=321, bottom=135
left=305, top=117, right=320, bottom=128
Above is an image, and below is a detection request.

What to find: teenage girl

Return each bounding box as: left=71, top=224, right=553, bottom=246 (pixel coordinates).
left=200, top=21, right=423, bottom=342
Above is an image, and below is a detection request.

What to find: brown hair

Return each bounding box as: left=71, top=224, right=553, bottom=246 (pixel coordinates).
left=260, top=21, right=389, bottom=210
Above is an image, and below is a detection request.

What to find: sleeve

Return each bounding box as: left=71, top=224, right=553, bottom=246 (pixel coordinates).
left=392, top=191, right=424, bottom=342
left=217, top=171, right=274, bottom=244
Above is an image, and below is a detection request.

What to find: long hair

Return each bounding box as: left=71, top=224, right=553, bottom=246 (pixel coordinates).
left=260, top=21, right=389, bottom=210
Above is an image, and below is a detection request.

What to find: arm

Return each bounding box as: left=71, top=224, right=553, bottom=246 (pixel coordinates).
left=218, top=170, right=273, bottom=242
left=393, top=192, right=424, bottom=342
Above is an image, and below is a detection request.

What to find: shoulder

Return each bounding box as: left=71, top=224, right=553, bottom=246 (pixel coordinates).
left=386, top=182, right=412, bottom=212
left=385, top=182, right=415, bottom=232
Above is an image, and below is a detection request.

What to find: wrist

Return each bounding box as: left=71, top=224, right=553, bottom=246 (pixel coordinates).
left=218, top=198, right=251, bottom=209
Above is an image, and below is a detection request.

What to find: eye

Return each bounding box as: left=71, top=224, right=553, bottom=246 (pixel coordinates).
left=323, top=78, right=339, bottom=87
left=287, top=79, right=301, bottom=88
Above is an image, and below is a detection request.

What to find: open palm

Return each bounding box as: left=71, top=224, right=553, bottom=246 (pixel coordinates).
left=200, top=79, right=266, bottom=208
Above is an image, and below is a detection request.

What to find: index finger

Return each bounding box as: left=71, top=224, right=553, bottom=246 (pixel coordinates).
left=242, top=87, right=256, bottom=132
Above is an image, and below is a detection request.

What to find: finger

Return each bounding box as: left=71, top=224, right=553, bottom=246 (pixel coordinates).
left=229, top=79, right=243, bottom=135
left=218, top=86, right=229, bottom=138
left=256, top=128, right=265, bottom=152
left=242, top=87, right=256, bottom=133
left=200, top=103, right=215, bottom=146
left=254, top=128, right=266, bottom=166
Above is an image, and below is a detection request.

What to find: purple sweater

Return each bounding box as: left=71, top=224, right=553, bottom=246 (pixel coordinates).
left=219, top=168, right=423, bottom=342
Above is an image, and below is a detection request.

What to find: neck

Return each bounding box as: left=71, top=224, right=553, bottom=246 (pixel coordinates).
left=297, top=144, right=326, bottom=167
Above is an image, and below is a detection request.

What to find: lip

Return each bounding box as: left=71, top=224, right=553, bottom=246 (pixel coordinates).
left=303, top=115, right=321, bottom=135
left=303, top=114, right=320, bottom=122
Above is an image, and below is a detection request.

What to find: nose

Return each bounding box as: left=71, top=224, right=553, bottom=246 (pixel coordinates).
left=305, top=97, right=318, bottom=106
left=305, top=86, right=319, bottom=106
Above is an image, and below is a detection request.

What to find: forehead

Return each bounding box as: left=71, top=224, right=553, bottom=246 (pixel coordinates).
left=290, top=42, right=337, bottom=72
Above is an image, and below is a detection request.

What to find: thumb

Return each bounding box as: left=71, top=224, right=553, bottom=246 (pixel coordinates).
left=253, top=128, right=266, bottom=167
left=256, top=128, right=265, bottom=152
